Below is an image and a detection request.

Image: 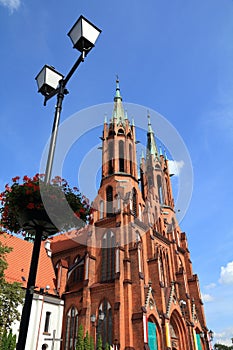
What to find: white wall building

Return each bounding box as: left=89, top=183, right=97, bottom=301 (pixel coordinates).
left=1, top=234, right=64, bottom=350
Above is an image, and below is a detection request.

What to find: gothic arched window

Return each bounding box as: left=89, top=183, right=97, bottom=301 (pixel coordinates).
left=158, top=254, right=165, bottom=286
left=72, top=256, right=84, bottom=283
left=101, top=231, right=115, bottom=282
left=64, top=306, right=78, bottom=350
left=132, top=187, right=137, bottom=217
left=99, top=200, right=104, bottom=219
left=129, top=143, right=133, bottom=175
left=119, top=140, right=125, bottom=172
left=157, top=175, right=163, bottom=204
left=106, top=186, right=113, bottom=217
left=97, top=299, right=113, bottom=347
left=108, top=141, right=114, bottom=175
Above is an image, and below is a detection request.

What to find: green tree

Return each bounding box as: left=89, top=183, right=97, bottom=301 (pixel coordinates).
left=0, top=329, right=16, bottom=350
left=97, top=335, right=102, bottom=350
left=0, top=240, right=24, bottom=332
left=214, top=344, right=233, bottom=350
left=105, top=342, right=110, bottom=350
left=90, top=336, right=94, bottom=350
left=84, top=331, right=91, bottom=350
left=76, top=324, right=84, bottom=350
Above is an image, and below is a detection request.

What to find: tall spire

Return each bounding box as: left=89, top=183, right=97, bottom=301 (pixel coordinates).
left=114, top=75, right=122, bottom=101
left=112, top=76, right=125, bottom=125
left=147, top=111, right=158, bottom=158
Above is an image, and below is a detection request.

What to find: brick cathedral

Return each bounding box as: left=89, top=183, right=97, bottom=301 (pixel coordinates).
left=50, top=80, right=210, bottom=350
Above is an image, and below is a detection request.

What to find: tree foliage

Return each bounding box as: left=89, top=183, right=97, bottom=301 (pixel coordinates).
left=0, top=329, right=16, bottom=350
left=84, top=331, right=91, bottom=350
left=76, top=324, right=84, bottom=350
left=76, top=326, right=95, bottom=350
left=214, top=344, right=233, bottom=350
left=105, top=342, right=110, bottom=350
left=0, top=239, right=24, bottom=347
left=0, top=240, right=24, bottom=331
left=97, top=335, right=103, bottom=350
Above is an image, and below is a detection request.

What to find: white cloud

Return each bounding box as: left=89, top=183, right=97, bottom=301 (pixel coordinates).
left=214, top=327, right=233, bottom=346
left=168, top=160, right=184, bottom=176
left=219, top=261, right=233, bottom=285
left=204, top=283, right=216, bottom=290
left=0, top=0, right=20, bottom=12
left=201, top=293, right=214, bottom=303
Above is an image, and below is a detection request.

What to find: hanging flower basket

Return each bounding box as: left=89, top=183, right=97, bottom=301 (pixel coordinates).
left=0, top=174, right=91, bottom=240
left=17, top=208, right=58, bottom=236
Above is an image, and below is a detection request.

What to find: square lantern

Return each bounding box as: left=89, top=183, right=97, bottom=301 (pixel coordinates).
left=35, top=65, right=64, bottom=96
left=67, top=15, right=101, bottom=52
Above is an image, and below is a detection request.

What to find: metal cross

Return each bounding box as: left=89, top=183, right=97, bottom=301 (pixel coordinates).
left=44, top=329, right=63, bottom=350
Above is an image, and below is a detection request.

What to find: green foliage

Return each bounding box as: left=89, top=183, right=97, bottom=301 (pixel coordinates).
left=214, top=344, right=233, bottom=350
left=0, top=329, right=17, bottom=350
left=0, top=241, right=24, bottom=331
left=76, top=325, right=84, bottom=350
left=90, top=336, right=94, bottom=350
left=84, top=331, right=91, bottom=350
left=105, top=342, right=110, bottom=350
left=0, top=242, right=11, bottom=282
left=97, top=334, right=103, bottom=350
left=76, top=326, right=96, bottom=350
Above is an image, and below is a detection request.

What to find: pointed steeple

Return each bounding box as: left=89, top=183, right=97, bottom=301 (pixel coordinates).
left=112, top=76, right=125, bottom=125
left=146, top=112, right=159, bottom=158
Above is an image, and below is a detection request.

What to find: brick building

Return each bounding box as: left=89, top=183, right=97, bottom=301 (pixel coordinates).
left=50, top=80, right=211, bottom=350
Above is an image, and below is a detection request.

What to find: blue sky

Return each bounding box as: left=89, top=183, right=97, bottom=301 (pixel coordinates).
left=1, top=0, right=233, bottom=345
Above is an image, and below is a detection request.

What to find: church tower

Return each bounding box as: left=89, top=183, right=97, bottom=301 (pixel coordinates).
left=51, top=80, right=210, bottom=350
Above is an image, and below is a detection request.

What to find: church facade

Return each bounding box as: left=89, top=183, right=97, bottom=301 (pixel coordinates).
left=50, top=80, right=211, bottom=350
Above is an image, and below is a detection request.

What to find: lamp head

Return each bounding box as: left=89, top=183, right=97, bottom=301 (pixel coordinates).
left=90, top=314, right=96, bottom=323
left=35, top=65, right=63, bottom=97
left=68, top=15, right=101, bottom=53
left=208, top=330, right=214, bottom=341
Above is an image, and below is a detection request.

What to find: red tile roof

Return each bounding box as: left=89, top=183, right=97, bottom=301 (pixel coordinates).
left=50, top=227, right=89, bottom=253
left=0, top=233, right=57, bottom=295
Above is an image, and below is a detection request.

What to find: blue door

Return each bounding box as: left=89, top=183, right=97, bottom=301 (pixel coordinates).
left=196, top=334, right=202, bottom=350
left=148, top=322, right=158, bottom=350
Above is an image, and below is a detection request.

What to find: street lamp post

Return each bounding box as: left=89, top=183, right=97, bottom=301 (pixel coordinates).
left=16, top=15, right=101, bottom=350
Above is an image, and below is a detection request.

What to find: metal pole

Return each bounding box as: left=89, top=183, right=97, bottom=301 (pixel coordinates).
left=16, top=51, right=85, bottom=350
left=44, top=80, right=65, bottom=184
left=16, top=227, right=43, bottom=350
left=44, top=52, right=84, bottom=184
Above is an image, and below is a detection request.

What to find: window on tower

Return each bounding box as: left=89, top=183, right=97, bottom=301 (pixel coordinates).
left=99, top=200, right=104, bottom=219
left=157, top=175, right=163, bottom=204
left=129, top=143, right=133, bottom=175
left=106, top=186, right=113, bottom=217
left=119, top=140, right=125, bottom=172
left=101, top=231, right=115, bottom=282
left=132, top=187, right=137, bottom=217
left=108, top=141, right=114, bottom=175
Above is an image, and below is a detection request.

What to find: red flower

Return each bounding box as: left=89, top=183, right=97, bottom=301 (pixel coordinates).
left=12, top=176, right=20, bottom=182
left=27, top=203, right=35, bottom=209
left=23, top=175, right=30, bottom=182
